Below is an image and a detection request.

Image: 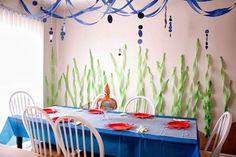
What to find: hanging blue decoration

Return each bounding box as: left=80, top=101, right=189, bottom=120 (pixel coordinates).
left=138, top=12, right=145, bottom=19
left=118, top=48, right=121, bottom=56
left=138, top=39, right=143, bottom=44
left=138, top=30, right=143, bottom=37
left=168, top=15, right=172, bottom=37
left=186, top=0, right=236, bottom=17
left=32, top=1, right=38, bottom=6
left=42, top=18, right=47, bottom=23
left=107, top=14, right=113, bottom=23
left=19, top=0, right=236, bottom=26
left=164, top=6, right=167, bottom=28
left=19, top=0, right=169, bottom=25
left=205, top=29, right=209, bottom=49
left=49, top=27, right=53, bottom=43
left=60, top=25, right=66, bottom=40
left=137, top=25, right=143, bottom=45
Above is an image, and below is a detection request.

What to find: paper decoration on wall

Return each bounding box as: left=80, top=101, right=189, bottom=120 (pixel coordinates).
left=19, top=0, right=168, bottom=25
left=205, top=29, right=209, bottom=49
left=164, top=6, right=167, bottom=28
left=32, top=1, right=38, bottom=6
left=49, top=27, right=53, bottom=42
left=107, top=14, right=113, bottom=23
left=138, top=12, right=145, bottom=19
left=60, top=21, right=66, bottom=40
left=137, top=25, right=143, bottom=45
left=118, top=48, right=121, bottom=56
left=186, top=0, right=236, bottom=17
left=168, top=16, right=172, bottom=37
left=19, top=0, right=236, bottom=27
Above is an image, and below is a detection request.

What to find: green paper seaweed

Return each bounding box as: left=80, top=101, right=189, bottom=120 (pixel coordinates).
left=86, top=69, right=91, bottom=108
left=147, top=53, right=168, bottom=115
left=44, top=47, right=62, bottom=107
left=171, top=55, right=188, bottom=117
left=89, top=50, right=97, bottom=98
left=220, top=56, right=233, bottom=112
left=136, top=47, right=148, bottom=112
left=73, top=58, right=87, bottom=107
left=185, top=39, right=201, bottom=117
left=63, top=65, right=77, bottom=106
left=110, top=45, right=130, bottom=111
left=202, top=54, right=213, bottom=137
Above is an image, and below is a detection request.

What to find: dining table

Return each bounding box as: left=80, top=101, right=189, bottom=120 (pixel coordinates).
left=1, top=105, right=200, bottom=157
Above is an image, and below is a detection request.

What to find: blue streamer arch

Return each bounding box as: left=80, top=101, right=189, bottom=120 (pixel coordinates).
left=19, top=0, right=236, bottom=25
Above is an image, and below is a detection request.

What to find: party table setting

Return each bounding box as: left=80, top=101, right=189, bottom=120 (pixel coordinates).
left=2, top=105, right=200, bottom=157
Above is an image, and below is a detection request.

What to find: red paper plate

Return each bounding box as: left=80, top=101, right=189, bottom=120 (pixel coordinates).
left=167, top=121, right=190, bottom=129
left=88, top=109, right=103, bottom=114
left=43, top=108, right=57, bottom=114
left=132, top=112, right=153, bottom=119
left=106, top=122, right=133, bottom=130
left=52, top=117, right=72, bottom=122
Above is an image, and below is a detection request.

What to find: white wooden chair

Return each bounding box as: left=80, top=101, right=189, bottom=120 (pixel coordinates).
left=22, top=106, right=61, bottom=157
left=123, top=96, right=155, bottom=114
left=201, top=112, right=232, bottom=157
left=9, top=91, right=35, bottom=116
left=54, top=116, right=104, bottom=157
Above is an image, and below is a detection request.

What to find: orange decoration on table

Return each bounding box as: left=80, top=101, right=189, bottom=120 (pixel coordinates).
left=96, top=83, right=117, bottom=110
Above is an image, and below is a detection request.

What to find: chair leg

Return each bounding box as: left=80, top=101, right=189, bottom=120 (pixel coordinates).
left=17, top=137, right=23, bottom=149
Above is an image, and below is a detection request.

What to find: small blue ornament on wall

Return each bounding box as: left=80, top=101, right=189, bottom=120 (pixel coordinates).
left=107, top=15, right=113, bottom=23
left=164, top=6, right=167, bottom=28
left=205, top=29, right=209, bottom=49
left=60, top=21, right=66, bottom=40
left=137, top=25, right=143, bottom=45
left=49, top=27, right=53, bottom=43
left=32, top=1, right=38, bottom=6
left=168, top=16, right=172, bottom=37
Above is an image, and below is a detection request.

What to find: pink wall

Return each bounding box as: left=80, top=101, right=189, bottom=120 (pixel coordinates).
left=52, top=1, right=236, bottom=132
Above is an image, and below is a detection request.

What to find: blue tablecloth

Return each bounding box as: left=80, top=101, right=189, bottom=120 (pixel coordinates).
left=0, top=106, right=200, bottom=157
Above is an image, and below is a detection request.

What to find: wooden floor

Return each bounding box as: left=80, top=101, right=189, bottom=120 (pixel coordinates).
left=0, top=145, right=37, bottom=157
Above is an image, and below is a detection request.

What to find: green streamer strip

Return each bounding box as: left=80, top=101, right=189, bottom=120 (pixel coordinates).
left=63, top=65, right=77, bottom=106
left=171, top=55, right=188, bottom=116
left=44, top=47, right=62, bottom=107
left=202, top=54, right=213, bottom=137
left=86, top=69, right=91, bottom=108
left=147, top=53, right=168, bottom=115
left=136, top=47, right=148, bottom=111
left=220, top=56, right=233, bottom=112
left=186, top=39, right=201, bottom=117
left=110, top=45, right=130, bottom=111
left=89, top=49, right=97, bottom=99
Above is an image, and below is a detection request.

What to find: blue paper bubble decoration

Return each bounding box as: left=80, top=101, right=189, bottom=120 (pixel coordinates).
left=164, top=6, right=167, bottom=28
left=32, top=1, right=38, bottom=6
left=205, top=29, right=209, bottom=49
left=168, top=16, right=172, bottom=37
left=137, top=25, right=143, bottom=45
left=107, top=14, right=113, bottom=23
left=49, top=27, right=53, bottom=43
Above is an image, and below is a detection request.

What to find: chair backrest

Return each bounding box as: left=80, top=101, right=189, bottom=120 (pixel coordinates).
left=204, top=112, right=232, bottom=157
left=54, top=116, right=104, bottom=157
left=22, top=106, right=60, bottom=156
left=9, top=91, right=35, bottom=115
left=124, top=96, right=155, bottom=114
